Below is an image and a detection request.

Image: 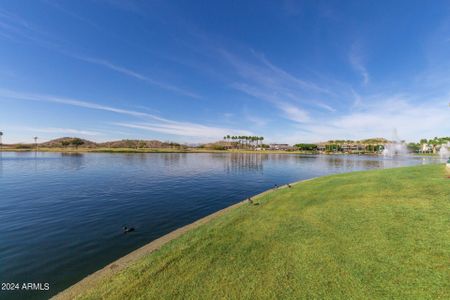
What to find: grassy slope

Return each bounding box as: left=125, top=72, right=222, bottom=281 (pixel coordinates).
left=76, top=164, right=449, bottom=299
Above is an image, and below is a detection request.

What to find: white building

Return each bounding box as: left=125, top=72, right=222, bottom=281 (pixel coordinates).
left=269, top=144, right=291, bottom=150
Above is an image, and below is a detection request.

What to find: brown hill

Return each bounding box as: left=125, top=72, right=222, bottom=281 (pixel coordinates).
left=97, top=139, right=184, bottom=149
left=39, top=137, right=98, bottom=148
left=37, top=138, right=185, bottom=149
left=3, top=137, right=187, bottom=150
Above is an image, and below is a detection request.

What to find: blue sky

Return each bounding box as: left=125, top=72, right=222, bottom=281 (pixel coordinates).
left=0, top=0, right=449, bottom=144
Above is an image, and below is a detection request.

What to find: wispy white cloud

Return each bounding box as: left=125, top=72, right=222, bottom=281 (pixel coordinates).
left=71, top=56, right=201, bottom=99
left=114, top=122, right=251, bottom=139
left=349, top=42, right=369, bottom=85
left=0, top=7, right=61, bottom=47
left=223, top=112, right=234, bottom=118
left=0, top=8, right=34, bottom=32
left=351, top=88, right=363, bottom=108
left=2, top=5, right=449, bottom=144
left=43, top=0, right=103, bottom=31
left=255, top=52, right=332, bottom=95
left=0, top=88, right=154, bottom=118
left=245, top=114, right=268, bottom=127
left=276, top=102, right=310, bottom=123
left=284, top=96, right=450, bottom=143
left=231, top=83, right=310, bottom=123
left=98, top=0, right=145, bottom=15
left=221, top=49, right=335, bottom=123
left=0, top=8, right=200, bottom=100
left=19, top=127, right=100, bottom=136
left=0, top=89, right=250, bottom=140
left=314, top=102, right=336, bottom=112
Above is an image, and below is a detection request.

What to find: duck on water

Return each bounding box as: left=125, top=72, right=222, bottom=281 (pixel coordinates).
left=122, top=226, right=135, bottom=233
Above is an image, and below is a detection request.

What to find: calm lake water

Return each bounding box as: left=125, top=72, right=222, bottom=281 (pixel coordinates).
left=0, top=152, right=440, bottom=299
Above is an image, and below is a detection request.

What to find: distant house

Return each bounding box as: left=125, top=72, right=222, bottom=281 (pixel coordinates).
left=316, top=142, right=382, bottom=153
left=420, top=144, right=433, bottom=153
left=269, top=144, right=291, bottom=150
left=421, top=144, right=429, bottom=152
left=317, top=144, right=326, bottom=151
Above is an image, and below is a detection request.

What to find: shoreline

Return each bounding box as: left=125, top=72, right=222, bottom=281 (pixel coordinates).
left=0, top=147, right=327, bottom=155
left=0, top=148, right=439, bottom=156
left=52, top=177, right=316, bottom=299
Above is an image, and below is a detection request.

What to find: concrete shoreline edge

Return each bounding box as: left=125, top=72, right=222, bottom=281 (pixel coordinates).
left=52, top=177, right=317, bottom=299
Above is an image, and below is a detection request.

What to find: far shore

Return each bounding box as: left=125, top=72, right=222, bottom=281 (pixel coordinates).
left=0, top=147, right=440, bottom=156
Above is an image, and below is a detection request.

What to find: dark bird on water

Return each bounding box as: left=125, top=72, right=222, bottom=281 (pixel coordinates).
left=122, top=226, right=135, bottom=233
left=274, top=184, right=278, bottom=189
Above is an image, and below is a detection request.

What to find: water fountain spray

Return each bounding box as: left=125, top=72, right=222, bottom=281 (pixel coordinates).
left=382, top=129, right=408, bottom=156
left=438, top=142, right=450, bottom=159
left=439, top=142, right=450, bottom=172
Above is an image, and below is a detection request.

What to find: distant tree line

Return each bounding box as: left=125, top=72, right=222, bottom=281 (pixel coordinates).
left=61, top=138, right=85, bottom=149
left=293, top=137, right=450, bottom=154
left=106, top=139, right=185, bottom=149
left=294, top=144, right=318, bottom=151
left=410, top=136, right=450, bottom=153
left=223, top=135, right=265, bottom=149
left=419, top=137, right=450, bottom=145
left=295, top=140, right=386, bottom=153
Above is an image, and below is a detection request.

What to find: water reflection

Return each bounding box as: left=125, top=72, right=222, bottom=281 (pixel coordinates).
left=60, top=153, right=86, bottom=170
left=223, top=153, right=267, bottom=173
left=162, top=153, right=187, bottom=167
left=319, top=155, right=383, bottom=170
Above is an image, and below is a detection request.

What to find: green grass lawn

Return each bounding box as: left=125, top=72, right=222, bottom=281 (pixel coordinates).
left=70, top=164, right=449, bottom=299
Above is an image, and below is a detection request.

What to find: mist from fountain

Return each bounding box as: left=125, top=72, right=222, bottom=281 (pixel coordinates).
left=382, top=142, right=409, bottom=156
left=438, top=142, right=450, bottom=159
left=382, top=129, right=409, bottom=157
